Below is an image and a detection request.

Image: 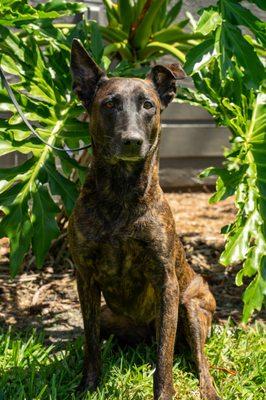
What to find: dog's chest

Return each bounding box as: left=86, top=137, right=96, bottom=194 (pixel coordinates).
left=82, top=235, right=156, bottom=322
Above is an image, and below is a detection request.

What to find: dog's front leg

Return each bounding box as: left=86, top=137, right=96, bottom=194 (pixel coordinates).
left=76, top=270, right=101, bottom=393
left=153, top=267, right=179, bottom=400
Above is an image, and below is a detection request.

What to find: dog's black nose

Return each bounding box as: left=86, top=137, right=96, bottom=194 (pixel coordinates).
left=121, top=136, right=143, bottom=154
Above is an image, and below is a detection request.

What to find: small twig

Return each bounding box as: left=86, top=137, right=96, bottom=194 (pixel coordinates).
left=31, top=282, right=54, bottom=306
left=0, top=272, right=73, bottom=281
left=50, top=232, right=67, bottom=248
left=210, top=365, right=237, bottom=375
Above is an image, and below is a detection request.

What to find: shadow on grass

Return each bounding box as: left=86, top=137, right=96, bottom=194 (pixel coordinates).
left=0, top=328, right=196, bottom=400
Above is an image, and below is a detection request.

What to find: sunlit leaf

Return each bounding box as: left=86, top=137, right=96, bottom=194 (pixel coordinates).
left=31, top=185, right=60, bottom=267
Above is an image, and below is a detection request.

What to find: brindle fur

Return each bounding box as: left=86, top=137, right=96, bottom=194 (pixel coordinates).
left=68, top=39, right=221, bottom=400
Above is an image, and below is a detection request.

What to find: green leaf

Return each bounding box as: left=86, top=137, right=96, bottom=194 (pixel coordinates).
left=242, top=257, right=266, bottom=323
left=196, top=9, right=222, bottom=36
left=139, top=41, right=185, bottom=63
left=118, top=0, right=133, bottom=33
left=222, top=24, right=265, bottom=87
left=56, top=151, right=87, bottom=184
left=164, top=1, right=183, bottom=28
left=0, top=157, right=35, bottom=195
left=153, top=25, right=203, bottom=43
left=246, top=0, right=266, bottom=11
left=200, top=165, right=248, bottom=203
left=220, top=211, right=259, bottom=265
left=45, top=160, right=78, bottom=216
left=133, top=0, right=167, bottom=49
left=0, top=135, right=43, bottom=156
left=0, top=199, right=32, bottom=277
left=0, top=157, right=35, bottom=180
left=31, top=185, right=60, bottom=267
left=179, top=0, right=266, bottom=322
left=0, top=0, right=91, bottom=277
left=35, top=0, right=87, bottom=15
left=90, top=20, right=104, bottom=65
left=102, top=0, right=120, bottom=25
left=184, top=38, right=214, bottom=74
left=0, top=0, right=86, bottom=26
left=236, top=238, right=264, bottom=286
left=223, top=0, right=266, bottom=46
left=0, top=182, right=25, bottom=214
left=100, top=26, right=127, bottom=42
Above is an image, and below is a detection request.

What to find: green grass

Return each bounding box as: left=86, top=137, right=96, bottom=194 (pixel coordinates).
left=0, top=322, right=265, bottom=400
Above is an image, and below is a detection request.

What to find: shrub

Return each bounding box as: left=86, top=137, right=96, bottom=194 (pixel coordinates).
left=181, top=0, right=266, bottom=322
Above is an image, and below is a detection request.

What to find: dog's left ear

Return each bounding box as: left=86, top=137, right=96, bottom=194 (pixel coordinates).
left=146, top=63, right=185, bottom=109
left=71, top=39, right=107, bottom=110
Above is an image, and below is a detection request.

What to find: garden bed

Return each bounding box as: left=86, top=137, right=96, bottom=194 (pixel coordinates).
left=0, top=192, right=264, bottom=343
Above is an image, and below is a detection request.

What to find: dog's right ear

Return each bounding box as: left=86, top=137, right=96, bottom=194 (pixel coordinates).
left=71, top=39, right=106, bottom=110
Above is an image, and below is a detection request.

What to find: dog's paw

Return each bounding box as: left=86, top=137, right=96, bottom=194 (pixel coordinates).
left=158, top=395, right=175, bottom=400
left=154, top=386, right=176, bottom=400
left=76, top=373, right=99, bottom=396
left=200, top=384, right=221, bottom=400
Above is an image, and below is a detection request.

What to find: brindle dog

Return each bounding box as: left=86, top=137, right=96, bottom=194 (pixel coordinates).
left=68, top=39, right=220, bottom=400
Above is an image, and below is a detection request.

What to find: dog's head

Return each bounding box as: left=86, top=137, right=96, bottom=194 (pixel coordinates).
left=71, top=39, right=185, bottom=163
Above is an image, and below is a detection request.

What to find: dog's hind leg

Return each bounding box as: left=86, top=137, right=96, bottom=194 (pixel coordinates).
left=181, top=276, right=221, bottom=400
left=100, top=304, right=153, bottom=345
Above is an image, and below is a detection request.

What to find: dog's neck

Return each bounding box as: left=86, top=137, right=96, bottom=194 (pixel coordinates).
left=87, top=148, right=160, bottom=206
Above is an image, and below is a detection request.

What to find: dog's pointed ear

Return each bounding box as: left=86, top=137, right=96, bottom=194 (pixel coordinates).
left=146, top=63, right=186, bottom=109
left=71, top=39, right=107, bottom=110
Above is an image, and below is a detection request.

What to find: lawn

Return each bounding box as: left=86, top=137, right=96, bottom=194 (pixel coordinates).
left=0, top=322, right=265, bottom=400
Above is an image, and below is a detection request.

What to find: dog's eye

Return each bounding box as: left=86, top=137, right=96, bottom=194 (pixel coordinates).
left=105, top=100, right=114, bottom=109
left=143, top=100, right=153, bottom=109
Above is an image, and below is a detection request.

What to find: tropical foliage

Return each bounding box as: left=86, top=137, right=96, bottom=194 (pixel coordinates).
left=181, top=0, right=266, bottom=321
left=100, top=0, right=202, bottom=63
left=0, top=0, right=93, bottom=275
left=0, top=0, right=198, bottom=277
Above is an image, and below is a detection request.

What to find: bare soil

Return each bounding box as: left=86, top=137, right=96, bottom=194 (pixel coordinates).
left=0, top=192, right=264, bottom=342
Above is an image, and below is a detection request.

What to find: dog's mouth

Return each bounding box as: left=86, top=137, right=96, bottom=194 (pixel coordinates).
left=114, top=146, right=148, bottom=162
left=115, top=154, right=145, bottom=162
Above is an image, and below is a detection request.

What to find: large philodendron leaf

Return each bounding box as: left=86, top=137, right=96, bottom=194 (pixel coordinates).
left=246, top=0, right=266, bottom=10
left=45, top=158, right=78, bottom=217
left=180, top=0, right=266, bottom=322
left=217, top=93, right=266, bottom=321
left=0, top=0, right=87, bottom=26
left=242, top=257, right=266, bottom=322
left=240, top=93, right=266, bottom=321
left=31, top=185, right=60, bottom=267
left=248, top=92, right=266, bottom=232
left=218, top=23, right=265, bottom=87
left=0, top=7, right=92, bottom=273
left=0, top=189, right=32, bottom=276
left=220, top=211, right=259, bottom=265
left=221, top=0, right=266, bottom=46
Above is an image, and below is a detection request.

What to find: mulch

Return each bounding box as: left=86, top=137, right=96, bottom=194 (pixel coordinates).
left=0, top=192, right=264, bottom=342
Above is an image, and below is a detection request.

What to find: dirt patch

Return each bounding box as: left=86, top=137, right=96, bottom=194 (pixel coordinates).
left=0, top=193, right=264, bottom=341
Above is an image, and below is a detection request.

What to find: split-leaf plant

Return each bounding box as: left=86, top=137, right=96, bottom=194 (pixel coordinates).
left=0, top=1, right=109, bottom=276
left=100, top=0, right=203, bottom=64
left=180, top=0, right=266, bottom=321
